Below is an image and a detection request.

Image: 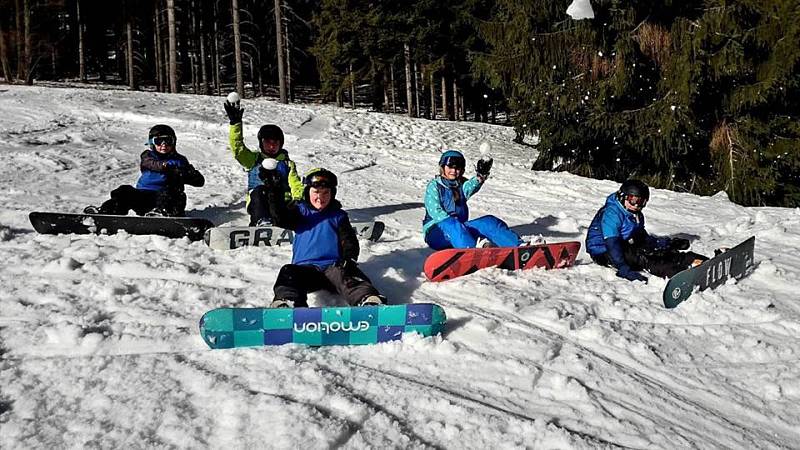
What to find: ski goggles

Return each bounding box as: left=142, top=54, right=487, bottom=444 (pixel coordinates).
left=623, top=194, right=647, bottom=208
left=441, top=155, right=466, bottom=170
left=306, top=175, right=335, bottom=189
left=150, top=135, right=176, bottom=146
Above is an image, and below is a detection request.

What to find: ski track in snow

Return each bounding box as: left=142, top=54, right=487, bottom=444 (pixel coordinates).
left=1, top=85, right=800, bottom=448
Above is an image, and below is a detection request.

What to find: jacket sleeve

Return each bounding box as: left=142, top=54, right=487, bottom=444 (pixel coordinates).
left=287, top=160, right=305, bottom=200
left=424, top=180, right=450, bottom=222
left=462, top=176, right=483, bottom=200
left=140, top=151, right=168, bottom=172
left=266, top=185, right=302, bottom=230
left=229, top=123, right=259, bottom=169
left=337, top=214, right=360, bottom=262
left=180, top=163, right=205, bottom=187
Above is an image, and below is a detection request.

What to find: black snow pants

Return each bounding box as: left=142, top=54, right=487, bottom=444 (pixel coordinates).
left=273, top=262, right=381, bottom=307
left=99, top=185, right=187, bottom=217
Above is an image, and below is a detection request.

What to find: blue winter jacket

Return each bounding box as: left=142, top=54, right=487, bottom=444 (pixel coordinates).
left=135, top=149, right=204, bottom=192
left=585, top=193, right=646, bottom=256
left=422, top=175, right=482, bottom=236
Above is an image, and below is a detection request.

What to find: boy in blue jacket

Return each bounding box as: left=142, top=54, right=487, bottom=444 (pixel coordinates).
left=260, top=167, right=386, bottom=308
left=422, top=150, right=522, bottom=249
left=585, top=179, right=707, bottom=282
left=84, top=124, right=204, bottom=217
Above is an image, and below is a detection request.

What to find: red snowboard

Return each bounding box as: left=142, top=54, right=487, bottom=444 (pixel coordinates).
left=423, top=241, right=581, bottom=282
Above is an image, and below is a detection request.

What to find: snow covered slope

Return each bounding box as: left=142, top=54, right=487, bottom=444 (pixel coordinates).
left=1, top=85, right=799, bottom=448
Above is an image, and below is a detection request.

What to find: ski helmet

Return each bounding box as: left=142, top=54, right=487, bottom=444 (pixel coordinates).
left=439, top=150, right=466, bottom=169
left=148, top=124, right=176, bottom=147
left=302, top=167, right=338, bottom=202
left=257, top=124, right=284, bottom=153
left=617, top=179, right=650, bottom=208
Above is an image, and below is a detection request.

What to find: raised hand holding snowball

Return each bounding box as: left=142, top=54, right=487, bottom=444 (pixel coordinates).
left=223, top=92, right=243, bottom=125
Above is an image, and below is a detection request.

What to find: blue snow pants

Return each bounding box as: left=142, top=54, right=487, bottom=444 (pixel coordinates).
left=424, top=215, right=521, bottom=250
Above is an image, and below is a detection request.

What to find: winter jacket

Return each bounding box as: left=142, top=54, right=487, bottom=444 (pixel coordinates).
left=422, top=175, right=483, bottom=236
left=585, top=193, right=646, bottom=256
left=135, top=149, right=204, bottom=192
left=266, top=187, right=359, bottom=269
left=228, top=123, right=303, bottom=204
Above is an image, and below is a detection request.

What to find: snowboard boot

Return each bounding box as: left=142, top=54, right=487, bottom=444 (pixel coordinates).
left=255, top=217, right=273, bottom=227
left=359, top=295, right=387, bottom=307
left=145, top=208, right=168, bottom=217
left=476, top=237, right=495, bottom=248
left=269, top=298, right=295, bottom=309
left=83, top=205, right=101, bottom=214
left=714, top=247, right=730, bottom=257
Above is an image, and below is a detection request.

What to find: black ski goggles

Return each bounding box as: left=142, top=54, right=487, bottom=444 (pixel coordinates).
left=150, top=135, right=176, bottom=146
left=623, top=194, right=647, bottom=208
left=307, top=175, right=335, bottom=189
left=441, top=156, right=466, bottom=170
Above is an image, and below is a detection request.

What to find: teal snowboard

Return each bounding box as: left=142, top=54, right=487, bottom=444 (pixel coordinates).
left=200, top=303, right=446, bottom=349
left=663, top=236, right=755, bottom=308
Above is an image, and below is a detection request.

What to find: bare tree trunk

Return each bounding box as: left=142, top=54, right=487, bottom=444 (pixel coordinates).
left=429, top=70, right=435, bottom=120
left=0, top=11, right=13, bottom=82
left=349, top=63, right=355, bottom=108
left=382, top=68, right=389, bottom=111
left=284, top=18, right=292, bottom=102
left=23, top=0, right=31, bottom=84
left=167, top=0, right=178, bottom=93
left=231, top=0, right=243, bottom=97
left=335, top=89, right=342, bottom=108
left=404, top=43, right=413, bottom=117
left=198, top=1, right=208, bottom=95
left=414, top=61, right=421, bottom=119
left=77, top=0, right=85, bottom=82
left=274, top=0, right=287, bottom=103
left=126, top=8, right=137, bottom=90
left=390, top=62, right=396, bottom=113
left=452, top=78, right=459, bottom=121
left=441, top=74, right=448, bottom=121
left=15, top=0, right=22, bottom=80
left=189, top=0, right=198, bottom=93
left=212, top=0, right=220, bottom=95
left=154, top=0, right=164, bottom=92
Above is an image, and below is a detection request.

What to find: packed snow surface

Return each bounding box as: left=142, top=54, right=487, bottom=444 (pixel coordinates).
left=1, top=85, right=799, bottom=448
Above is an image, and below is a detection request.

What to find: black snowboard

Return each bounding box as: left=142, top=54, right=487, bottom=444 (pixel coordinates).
left=662, top=236, right=755, bottom=308
left=29, top=212, right=214, bottom=241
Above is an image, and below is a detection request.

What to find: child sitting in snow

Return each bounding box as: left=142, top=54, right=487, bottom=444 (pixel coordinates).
left=585, top=179, right=708, bottom=282
left=422, top=149, right=522, bottom=249
left=84, top=124, right=204, bottom=217
left=259, top=166, right=386, bottom=308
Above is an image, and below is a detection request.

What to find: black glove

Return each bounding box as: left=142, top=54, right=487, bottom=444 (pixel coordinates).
left=476, top=158, right=493, bottom=178
left=224, top=101, right=243, bottom=125
left=258, top=167, right=282, bottom=188
left=670, top=238, right=690, bottom=251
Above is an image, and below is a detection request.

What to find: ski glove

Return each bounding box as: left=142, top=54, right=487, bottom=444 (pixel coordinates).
left=165, top=159, right=183, bottom=169
left=258, top=168, right=282, bottom=188
left=669, top=237, right=690, bottom=251
left=617, top=267, right=648, bottom=283
left=224, top=101, right=244, bottom=125
left=476, top=158, right=493, bottom=178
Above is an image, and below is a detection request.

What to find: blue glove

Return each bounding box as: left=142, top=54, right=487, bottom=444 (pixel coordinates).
left=654, top=237, right=671, bottom=251
left=165, top=160, right=183, bottom=168
left=617, top=267, right=648, bottom=283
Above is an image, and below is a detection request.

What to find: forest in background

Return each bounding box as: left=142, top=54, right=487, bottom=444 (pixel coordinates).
left=0, top=0, right=798, bottom=207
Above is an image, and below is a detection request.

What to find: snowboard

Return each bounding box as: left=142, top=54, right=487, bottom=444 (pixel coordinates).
left=203, top=221, right=385, bottom=250
left=29, top=211, right=214, bottom=242
left=199, top=303, right=446, bottom=349
left=663, top=236, right=755, bottom=309
left=423, top=241, right=582, bottom=282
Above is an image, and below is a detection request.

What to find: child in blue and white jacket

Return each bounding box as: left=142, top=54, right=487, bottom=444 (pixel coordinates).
left=422, top=150, right=521, bottom=250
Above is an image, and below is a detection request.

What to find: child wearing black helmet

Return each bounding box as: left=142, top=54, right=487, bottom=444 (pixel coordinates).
left=223, top=100, right=303, bottom=226
left=422, top=149, right=522, bottom=249
left=257, top=167, right=387, bottom=308
left=585, top=179, right=707, bottom=282
left=84, top=124, right=205, bottom=217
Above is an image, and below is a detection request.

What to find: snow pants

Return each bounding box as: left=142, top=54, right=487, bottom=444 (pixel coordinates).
left=273, top=262, right=381, bottom=307
left=424, top=215, right=521, bottom=250
left=99, top=185, right=186, bottom=217
left=591, top=244, right=708, bottom=278
left=247, top=185, right=279, bottom=226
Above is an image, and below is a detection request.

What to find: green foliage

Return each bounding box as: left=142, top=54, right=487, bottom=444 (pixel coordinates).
left=478, top=0, right=800, bottom=207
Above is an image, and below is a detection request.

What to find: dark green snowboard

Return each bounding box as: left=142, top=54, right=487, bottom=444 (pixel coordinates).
left=662, top=236, right=755, bottom=308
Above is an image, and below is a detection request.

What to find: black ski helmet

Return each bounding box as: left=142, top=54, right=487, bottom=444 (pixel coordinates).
left=257, top=124, right=284, bottom=152
left=149, top=124, right=176, bottom=141
left=302, top=167, right=338, bottom=202
left=617, top=179, right=650, bottom=206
